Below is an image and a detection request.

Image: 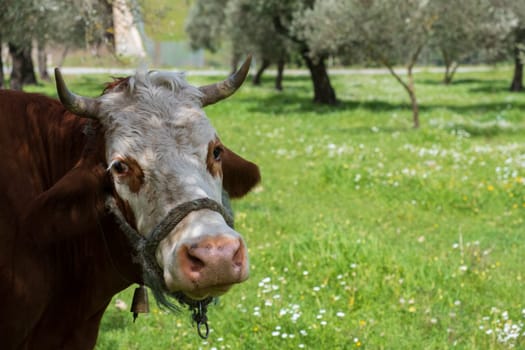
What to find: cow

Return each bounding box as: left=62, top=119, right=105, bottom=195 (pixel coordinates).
left=0, top=56, right=260, bottom=350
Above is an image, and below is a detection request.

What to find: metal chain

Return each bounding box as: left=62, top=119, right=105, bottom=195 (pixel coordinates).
left=191, top=301, right=210, bottom=339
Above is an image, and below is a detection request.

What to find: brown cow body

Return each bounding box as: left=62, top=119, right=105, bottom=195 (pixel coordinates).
left=0, top=58, right=259, bottom=350
left=0, top=90, right=140, bottom=349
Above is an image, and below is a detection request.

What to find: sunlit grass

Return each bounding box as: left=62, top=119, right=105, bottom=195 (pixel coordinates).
left=26, top=66, right=525, bottom=349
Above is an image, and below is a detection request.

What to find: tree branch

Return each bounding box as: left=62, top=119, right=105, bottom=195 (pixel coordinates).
left=272, top=15, right=305, bottom=47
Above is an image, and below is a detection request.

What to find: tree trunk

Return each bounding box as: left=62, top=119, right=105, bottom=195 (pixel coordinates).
left=379, top=40, right=424, bottom=129
left=22, top=46, right=37, bottom=85
left=9, top=43, right=24, bottom=90
left=271, top=15, right=336, bottom=103
left=510, top=57, right=523, bottom=92
left=37, top=40, right=50, bottom=82
left=252, top=59, right=270, bottom=86
left=57, top=46, right=70, bottom=67
left=443, top=59, right=459, bottom=85
left=443, top=62, right=459, bottom=85
left=383, top=61, right=420, bottom=128
left=407, top=67, right=420, bottom=128
left=301, top=52, right=337, bottom=105
left=510, top=28, right=525, bottom=92
left=441, top=48, right=454, bottom=85
left=0, top=34, right=4, bottom=89
left=275, top=58, right=284, bottom=91
left=510, top=44, right=523, bottom=92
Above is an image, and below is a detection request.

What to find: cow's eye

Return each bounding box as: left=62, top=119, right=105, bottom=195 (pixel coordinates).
left=213, top=146, right=223, bottom=161
left=111, top=160, right=129, bottom=175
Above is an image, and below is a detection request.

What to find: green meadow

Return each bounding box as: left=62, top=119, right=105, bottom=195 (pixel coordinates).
left=27, top=67, right=525, bottom=349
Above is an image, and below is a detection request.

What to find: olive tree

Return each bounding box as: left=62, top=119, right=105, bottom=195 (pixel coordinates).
left=185, top=0, right=246, bottom=73
left=299, top=0, right=437, bottom=128
left=432, top=0, right=524, bottom=88
left=185, top=0, right=228, bottom=54
left=186, top=0, right=291, bottom=90
left=499, top=1, right=525, bottom=91
left=0, top=0, right=39, bottom=89
left=33, top=0, right=88, bottom=81
left=352, top=0, right=436, bottom=128
left=186, top=0, right=338, bottom=104
left=430, top=0, right=499, bottom=84
left=223, top=0, right=294, bottom=90
left=268, top=0, right=337, bottom=104
left=461, top=0, right=525, bottom=91
left=0, top=0, right=113, bottom=90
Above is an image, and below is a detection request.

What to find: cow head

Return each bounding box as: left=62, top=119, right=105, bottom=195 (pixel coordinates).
left=54, top=57, right=260, bottom=305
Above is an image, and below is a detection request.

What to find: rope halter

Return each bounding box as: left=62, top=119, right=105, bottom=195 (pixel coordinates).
left=106, top=195, right=235, bottom=339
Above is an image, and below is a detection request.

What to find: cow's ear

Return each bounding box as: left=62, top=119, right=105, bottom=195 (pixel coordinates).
left=222, top=146, right=260, bottom=198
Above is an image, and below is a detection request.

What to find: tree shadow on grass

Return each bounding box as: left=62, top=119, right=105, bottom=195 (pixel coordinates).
left=418, top=78, right=504, bottom=86
left=240, top=87, right=525, bottom=138
left=239, top=93, right=405, bottom=116
left=241, top=91, right=525, bottom=117
left=445, top=121, right=524, bottom=137
left=416, top=77, right=513, bottom=94
left=468, top=83, right=514, bottom=94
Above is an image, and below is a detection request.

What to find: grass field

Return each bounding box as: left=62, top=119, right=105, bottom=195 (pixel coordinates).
left=27, top=66, right=525, bottom=349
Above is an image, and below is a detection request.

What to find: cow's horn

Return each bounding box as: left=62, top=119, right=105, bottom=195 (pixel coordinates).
left=54, top=68, right=100, bottom=119
left=199, top=55, right=252, bottom=107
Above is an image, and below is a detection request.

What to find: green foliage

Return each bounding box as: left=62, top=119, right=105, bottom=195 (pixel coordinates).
left=26, top=67, right=525, bottom=349
left=138, top=0, right=190, bottom=41
left=224, top=0, right=292, bottom=61
left=430, top=0, right=504, bottom=66
left=184, top=0, right=294, bottom=63
left=296, top=0, right=437, bottom=65
left=185, top=0, right=229, bottom=52
left=0, top=0, right=113, bottom=48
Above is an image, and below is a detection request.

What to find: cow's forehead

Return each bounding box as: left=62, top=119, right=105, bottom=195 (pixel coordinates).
left=97, top=70, right=216, bottom=158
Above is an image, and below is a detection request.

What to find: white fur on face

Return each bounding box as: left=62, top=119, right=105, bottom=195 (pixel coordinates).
left=98, top=70, right=224, bottom=235
left=96, top=70, right=251, bottom=298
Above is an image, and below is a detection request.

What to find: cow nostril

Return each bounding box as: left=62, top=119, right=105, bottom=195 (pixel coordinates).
left=232, top=240, right=245, bottom=268
left=185, top=248, right=205, bottom=272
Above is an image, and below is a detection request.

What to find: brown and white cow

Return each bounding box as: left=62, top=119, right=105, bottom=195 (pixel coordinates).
left=0, top=56, right=260, bottom=349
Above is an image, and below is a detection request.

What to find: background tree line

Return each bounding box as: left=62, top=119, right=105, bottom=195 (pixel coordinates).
left=0, top=0, right=115, bottom=90
left=186, top=0, right=525, bottom=128
left=1, top=0, right=524, bottom=129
